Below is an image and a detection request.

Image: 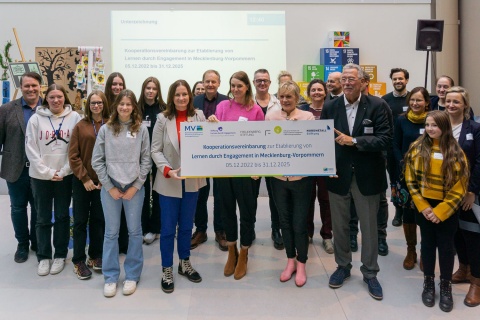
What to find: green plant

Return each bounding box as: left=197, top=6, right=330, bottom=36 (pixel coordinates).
left=0, top=41, right=13, bottom=81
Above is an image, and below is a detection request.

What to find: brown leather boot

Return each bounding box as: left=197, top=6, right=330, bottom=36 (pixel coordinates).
left=234, top=246, right=249, bottom=280
left=452, top=263, right=471, bottom=284
left=224, top=242, right=238, bottom=277
left=464, top=277, right=480, bottom=307
left=403, top=223, right=417, bottom=270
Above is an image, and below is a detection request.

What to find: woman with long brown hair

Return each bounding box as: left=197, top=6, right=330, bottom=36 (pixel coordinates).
left=69, top=90, right=110, bottom=279
left=208, top=71, right=264, bottom=280
left=138, top=77, right=167, bottom=244
left=405, top=110, right=469, bottom=312
left=26, top=83, right=81, bottom=276
left=92, top=89, right=151, bottom=297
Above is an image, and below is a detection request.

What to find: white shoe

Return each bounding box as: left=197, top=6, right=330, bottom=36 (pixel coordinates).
left=123, top=280, right=137, bottom=295
left=104, top=283, right=117, bottom=298
left=50, top=258, right=65, bottom=275
left=37, top=259, right=51, bottom=276
left=323, top=239, right=334, bottom=254
left=143, top=232, right=155, bottom=244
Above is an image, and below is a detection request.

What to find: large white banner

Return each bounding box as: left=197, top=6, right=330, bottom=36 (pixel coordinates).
left=180, top=120, right=336, bottom=177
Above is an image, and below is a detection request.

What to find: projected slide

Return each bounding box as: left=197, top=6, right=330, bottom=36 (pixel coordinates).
left=111, top=11, right=286, bottom=97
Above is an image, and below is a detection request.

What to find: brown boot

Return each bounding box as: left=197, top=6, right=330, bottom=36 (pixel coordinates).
left=452, top=263, right=471, bottom=284
left=464, top=277, right=480, bottom=307
left=403, top=223, right=417, bottom=270
left=234, top=246, right=249, bottom=280
left=224, top=242, right=238, bottom=277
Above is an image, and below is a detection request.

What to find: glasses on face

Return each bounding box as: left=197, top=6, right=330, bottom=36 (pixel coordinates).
left=90, top=101, right=103, bottom=106
left=254, top=79, right=271, bottom=84
left=340, top=77, right=358, bottom=83
left=409, top=99, right=425, bottom=104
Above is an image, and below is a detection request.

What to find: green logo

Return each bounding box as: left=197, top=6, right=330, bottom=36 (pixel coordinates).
left=274, top=126, right=282, bottom=134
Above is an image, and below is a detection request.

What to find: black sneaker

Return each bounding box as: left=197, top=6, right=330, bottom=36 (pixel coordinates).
left=73, top=261, right=92, bottom=280
left=161, top=267, right=174, bottom=293
left=14, top=244, right=29, bottom=263
left=178, top=258, right=202, bottom=283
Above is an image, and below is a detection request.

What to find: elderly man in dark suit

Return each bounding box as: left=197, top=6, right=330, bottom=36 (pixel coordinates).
left=191, top=70, right=229, bottom=251
left=321, top=64, right=392, bottom=300
left=0, top=72, right=43, bottom=263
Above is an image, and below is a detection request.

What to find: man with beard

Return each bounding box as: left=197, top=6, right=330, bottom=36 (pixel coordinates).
left=382, top=68, right=410, bottom=228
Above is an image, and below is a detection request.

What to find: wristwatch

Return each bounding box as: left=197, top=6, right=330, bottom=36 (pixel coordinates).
left=352, top=138, right=357, bottom=145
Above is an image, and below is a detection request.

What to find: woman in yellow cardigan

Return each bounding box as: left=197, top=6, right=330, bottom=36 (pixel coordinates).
left=404, top=110, right=469, bottom=313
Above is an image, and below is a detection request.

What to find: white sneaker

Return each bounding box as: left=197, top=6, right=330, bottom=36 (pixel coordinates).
left=104, top=283, right=117, bottom=298
left=323, top=239, right=334, bottom=254
left=37, top=259, right=51, bottom=276
left=123, top=280, right=137, bottom=295
left=143, top=232, right=155, bottom=244
left=50, top=258, right=65, bottom=275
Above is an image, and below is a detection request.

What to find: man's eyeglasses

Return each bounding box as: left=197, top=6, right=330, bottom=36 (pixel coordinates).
left=340, top=77, right=359, bottom=83
left=254, top=79, right=271, bottom=84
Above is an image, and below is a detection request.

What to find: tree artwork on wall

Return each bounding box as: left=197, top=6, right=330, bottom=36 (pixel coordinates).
left=35, top=47, right=85, bottom=111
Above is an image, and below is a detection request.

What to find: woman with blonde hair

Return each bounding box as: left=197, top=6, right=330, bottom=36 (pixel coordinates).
left=445, top=86, right=480, bottom=307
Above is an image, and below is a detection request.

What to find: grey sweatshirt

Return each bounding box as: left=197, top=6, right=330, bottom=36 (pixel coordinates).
left=91, top=120, right=151, bottom=191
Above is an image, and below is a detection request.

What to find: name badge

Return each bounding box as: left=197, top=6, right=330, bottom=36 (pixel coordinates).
left=433, top=152, right=443, bottom=160
left=403, top=106, right=408, bottom=112
left=420, top=128, right=425, bottom=134
left=142, top=120, right=151, bottom=127
left=467, top=133, right=474, bottom=140
left=126, top=131, right=136, bottom=138
left=238, top=116, right=248, bottom=122
left=364, top=127, right=373, bottom=134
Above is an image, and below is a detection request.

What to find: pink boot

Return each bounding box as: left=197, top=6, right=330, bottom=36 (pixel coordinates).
left=280, top=258, right=296, bottom=282
left=295, top=261, right=307, bottom=287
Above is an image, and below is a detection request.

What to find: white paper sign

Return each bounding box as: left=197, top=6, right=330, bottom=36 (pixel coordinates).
left=180, top=120, right=336, bottom=177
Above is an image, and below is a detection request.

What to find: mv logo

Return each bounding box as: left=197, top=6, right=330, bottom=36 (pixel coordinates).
left=185, top=125, right=203, bottom=131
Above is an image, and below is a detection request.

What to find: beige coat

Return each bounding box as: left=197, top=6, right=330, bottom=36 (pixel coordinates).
left=151, top=110, right=206, bottom=197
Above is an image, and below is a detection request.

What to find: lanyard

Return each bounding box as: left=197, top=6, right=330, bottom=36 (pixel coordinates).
left=92, top=119, right=104, bottom=137
left=48, top=116, right=65, bottom=139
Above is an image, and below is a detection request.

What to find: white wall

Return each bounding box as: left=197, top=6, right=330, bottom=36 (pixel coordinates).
left=0, top=1, right=431, bottom=96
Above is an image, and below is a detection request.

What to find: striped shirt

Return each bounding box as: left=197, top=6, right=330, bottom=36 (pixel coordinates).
left=405, top=140, right=467, bottom=221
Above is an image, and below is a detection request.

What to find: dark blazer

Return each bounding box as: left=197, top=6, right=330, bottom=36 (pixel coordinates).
left=321, top=94, right=392, bottom=196
left=458, top=119, right=480, bottom=194
left=193, top=92, right=229, bottom=113
left=0, top=98, right=30, bottom=182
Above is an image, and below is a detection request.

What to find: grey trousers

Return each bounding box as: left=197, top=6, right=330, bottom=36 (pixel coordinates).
left=329, top=176, right=380, bottom=279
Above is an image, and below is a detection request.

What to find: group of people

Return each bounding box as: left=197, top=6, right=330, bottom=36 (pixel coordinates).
left=0, top=64, right=478, bottom=311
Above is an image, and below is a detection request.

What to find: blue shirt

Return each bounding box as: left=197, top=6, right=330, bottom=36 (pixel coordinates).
left=21, top=97, right=42, bottom=128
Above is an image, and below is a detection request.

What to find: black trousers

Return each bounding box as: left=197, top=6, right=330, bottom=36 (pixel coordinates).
left=194, top=178, right=224, bottom=232
left=454, top=208, right=480, bottom=278
left=31, top=176, right=72, bottom=261
left=72, top=176, right=104, bottom=263
left=270, top=177, right=311, bottom=263
left=141, top=167, right=161, bottom=234
left=416, top=199, right=458, bottom=280
left=216, top=177, right=257, bottom=247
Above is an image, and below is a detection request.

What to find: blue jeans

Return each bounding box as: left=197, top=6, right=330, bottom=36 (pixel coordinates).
left=6, top=166, right=37, bottom=248
left=31, top=175, right=73, bottom=261
left=101, top=184, right=144, bottom=283
left=160, top=181, right=199, bottom=267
